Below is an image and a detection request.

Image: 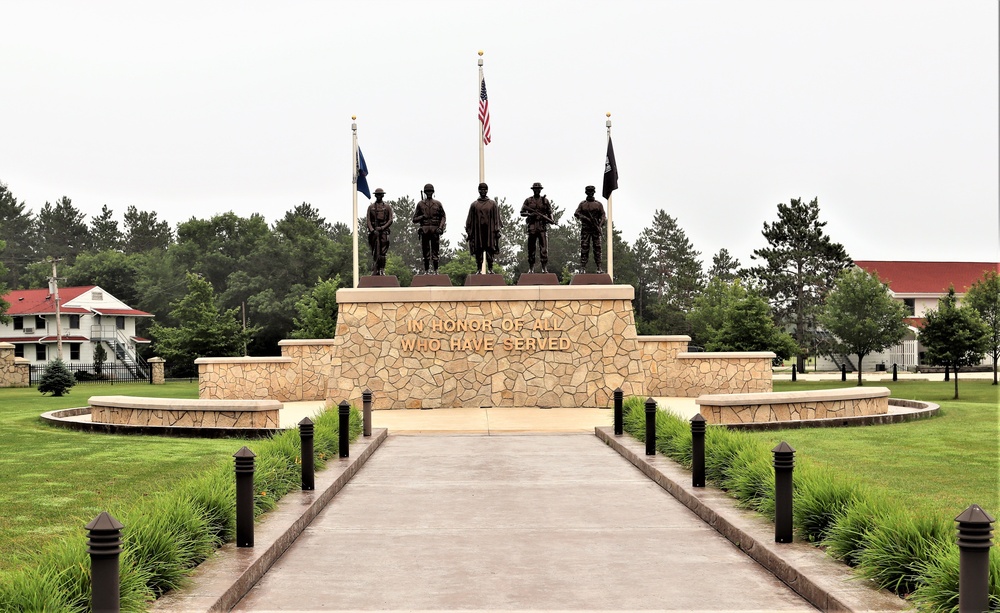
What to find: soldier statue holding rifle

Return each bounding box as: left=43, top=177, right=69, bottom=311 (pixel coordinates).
left=520, top=181, right=554, bottom=273
left=574, top=185, right=607, bottom=274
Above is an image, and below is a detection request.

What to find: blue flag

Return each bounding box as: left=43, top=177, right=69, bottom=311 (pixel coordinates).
left=356, top=147, right=371, bottom=199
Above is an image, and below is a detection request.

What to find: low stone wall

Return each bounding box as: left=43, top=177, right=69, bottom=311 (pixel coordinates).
left=329, top=286, right=645, bottom=409
left=697, top=387, right=890, bottom=425
left=89, top=395, right=281, bottom=428
left=0, top=343, right=30, bottom=388
left=658, top=352, right=775, bottom=397
left=197, top=340, right=335, bottom=401
left=638, top=335, right=691, bottom=396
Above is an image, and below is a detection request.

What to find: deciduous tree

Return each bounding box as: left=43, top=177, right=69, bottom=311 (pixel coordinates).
left=921, top=287, right=990, bottom=399
left=819, top=268, right=908, bottom=385
left=964, top=270, right=1000, bottom=385
left=291, top=277, right=342, bottom=339
left=149, top=273, right=257, bottom=377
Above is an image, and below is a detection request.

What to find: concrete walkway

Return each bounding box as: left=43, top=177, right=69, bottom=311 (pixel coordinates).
left=233, top=434, right=815, bottom=612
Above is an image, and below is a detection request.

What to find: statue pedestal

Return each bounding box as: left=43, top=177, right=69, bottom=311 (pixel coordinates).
left=464, top=274, right=506, bottom=286
left=570, top=273, right=613, bottom=285
left=328, top=285, right=644, bottom=409
left=517, top=273, right=559, bottom=285
left=358, top=275, right=400, bottom=288
left=411, top=274, right=452, bottom=287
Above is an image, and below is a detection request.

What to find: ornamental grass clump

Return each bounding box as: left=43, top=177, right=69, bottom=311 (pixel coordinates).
left=620, top=396, right=997, bottom=612
left=853, top=512, right=952, bottom=596
left=792, top=470, right=865, bottom=544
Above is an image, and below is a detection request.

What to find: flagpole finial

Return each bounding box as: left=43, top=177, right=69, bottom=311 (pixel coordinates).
left=606, top=112, right=612, bottom=128
left=478, top=50, right=483, bottom=66
left=478, top=50, right=484, bottom=56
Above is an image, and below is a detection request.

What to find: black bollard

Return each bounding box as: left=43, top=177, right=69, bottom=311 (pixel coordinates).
left=234, top=446, right=255, bottom=547
left=613, top=388, right=623, bottom=436
left=892, top=363, right=898, bottom=381
left=690, top=414, right=706, bottom=488
left=644, top=398, right=657, bottom=456
left=772, top=442, right=795, bottom=543
left=945, top=365, right=950, bottom=381
left=299, top=417, right=314, bottom=491
left=362, top=389, right=373, bottom=437
left=956, top=504, right=995, bottom=613
left=338, top=400, right=350, bottom=458
left=86, top=511, right=123, bottom=613
left=841, top=364, right=847, bottom=382
left=791, top=363, right=797, bottom=382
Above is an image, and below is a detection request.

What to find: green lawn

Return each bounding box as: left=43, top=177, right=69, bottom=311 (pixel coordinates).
left=759, top=379, right=1000, bottom=522
left=0, top=382, right=256, bottom=573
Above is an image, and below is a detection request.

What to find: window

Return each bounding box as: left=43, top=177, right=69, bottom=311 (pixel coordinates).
left=35, top=344, right=46, bottom=361
left=35, top=315, right=46, bottom=330
left=69, top=314, right=80, bottom=329
left=116, top=316, right=125, bottom=331
left=12, top=316, right=23, bottom=330
left=903, top=298, right=916, bottom=317
left=14, top=344, right=24, bottom=358
left=69, top=343, right=81, bottom=361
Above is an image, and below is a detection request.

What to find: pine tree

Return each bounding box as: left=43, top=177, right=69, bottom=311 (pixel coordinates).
left=637, top=210, right=703, bottom=333
left=745, top=197, right=852, bottom=371
left=90, top=205, right=124, bottom=252
left=0, top=182, right=37, bottom=288
left=38, top=359, right=76, bottom=396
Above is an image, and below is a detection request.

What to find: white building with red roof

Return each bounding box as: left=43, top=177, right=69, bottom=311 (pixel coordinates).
left=0, top=285, right=153, bottom=373
left=817, top=261, right=997, bottom=371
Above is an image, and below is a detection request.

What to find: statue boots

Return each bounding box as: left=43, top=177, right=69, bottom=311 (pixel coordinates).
left=527, top=259, right=535, bottom=274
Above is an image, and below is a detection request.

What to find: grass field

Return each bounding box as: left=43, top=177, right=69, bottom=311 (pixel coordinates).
left=0, top=377, right=995, bottom=578
left=762, top=379, right=999, bottom=522
left=0, top=382, right=255, bottom=573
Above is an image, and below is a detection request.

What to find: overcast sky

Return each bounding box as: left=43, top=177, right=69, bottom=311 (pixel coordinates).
left=3, top=0, right=998, bottom=268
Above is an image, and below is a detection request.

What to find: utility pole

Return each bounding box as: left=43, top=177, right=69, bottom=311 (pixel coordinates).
left=48, top=257, right=64, bottom=361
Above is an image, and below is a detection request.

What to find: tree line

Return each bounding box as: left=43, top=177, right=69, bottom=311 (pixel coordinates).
left=1, top=181, right=996, bottom=386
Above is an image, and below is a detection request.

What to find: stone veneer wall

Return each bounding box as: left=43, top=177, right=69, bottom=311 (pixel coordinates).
left=89, top=395, right=281, bottom=428
left=328, top=286, right=644, bottom=409
left=196, top=339, right=336, bottom=401
left=697, top=388, right=890, bottom=425
left=663, top=352, right=775, bottom=397
left=0, top=343, right=30, bottom=388
left=148, top=357, right=165, bottom=385
left=638, top=336, right=691, bottom=396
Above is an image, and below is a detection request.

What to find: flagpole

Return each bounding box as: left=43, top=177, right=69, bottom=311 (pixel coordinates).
left=352, top=116, right=359, bottom=288
left=606, top=113, right=614, bottom=281
left=478, top=51, right=485, bottom=184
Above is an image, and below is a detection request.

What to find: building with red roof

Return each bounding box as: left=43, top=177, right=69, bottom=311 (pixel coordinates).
left=817, top=261, right=997, bottom=371
left=1, top=285, right=153, bottom=372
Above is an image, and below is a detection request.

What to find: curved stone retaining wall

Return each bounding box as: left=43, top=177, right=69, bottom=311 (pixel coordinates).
left=697, top=387, right=890, bottom=425
left=89, top=395, right=281, bottom=428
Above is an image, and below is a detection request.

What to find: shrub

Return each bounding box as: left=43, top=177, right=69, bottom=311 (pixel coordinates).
left=38, top=359, right=76, bottom=396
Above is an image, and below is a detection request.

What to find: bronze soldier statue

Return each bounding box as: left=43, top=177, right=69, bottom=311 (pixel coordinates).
left=366, top=188, right=393, bottom=275
left=520, top=182, right=554, bottom=273
left=574, top=185, right=607, bottom=273
left=412, top=183, right=446, bottom=274
left=465, top=182, right=502, bottom=274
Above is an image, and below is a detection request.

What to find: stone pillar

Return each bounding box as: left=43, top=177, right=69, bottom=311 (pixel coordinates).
left=0, top=342, right=29, bottom=388
left=148, top=357, right=165, bottom=385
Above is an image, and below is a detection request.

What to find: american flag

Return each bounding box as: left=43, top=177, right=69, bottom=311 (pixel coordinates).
left=479, top=77, right=491, bottom=145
